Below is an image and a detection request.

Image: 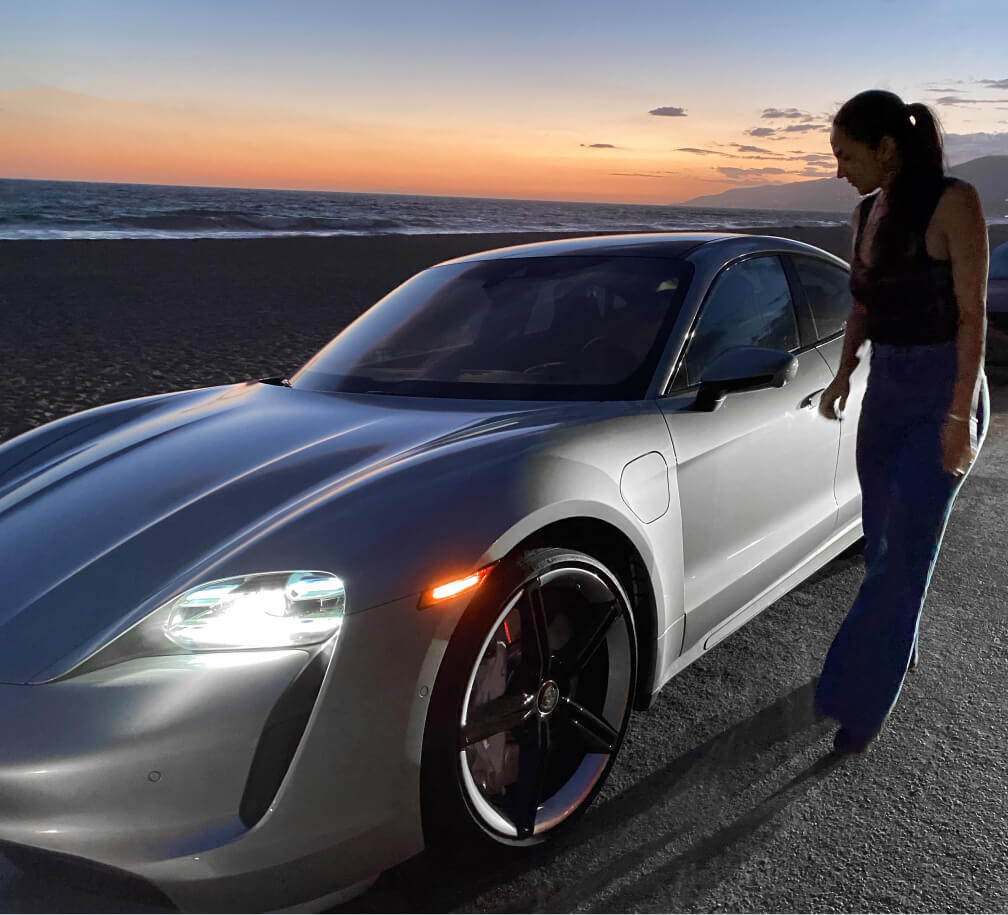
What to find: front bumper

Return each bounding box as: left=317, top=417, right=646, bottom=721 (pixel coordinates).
left=0, top=593, right=467, bottom=911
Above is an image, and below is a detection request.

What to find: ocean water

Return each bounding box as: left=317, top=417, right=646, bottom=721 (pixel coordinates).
left=0, top=178, right=850, bottom=240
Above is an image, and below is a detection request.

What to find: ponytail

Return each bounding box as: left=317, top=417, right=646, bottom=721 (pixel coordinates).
left=903, top=101, right=945, bottom=180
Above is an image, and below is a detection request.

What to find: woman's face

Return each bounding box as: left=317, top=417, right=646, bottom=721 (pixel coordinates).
left=830, top=126, right=889, bottom=195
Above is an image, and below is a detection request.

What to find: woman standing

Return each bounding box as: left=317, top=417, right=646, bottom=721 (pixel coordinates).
left=816, top=89, right=990, bottom=754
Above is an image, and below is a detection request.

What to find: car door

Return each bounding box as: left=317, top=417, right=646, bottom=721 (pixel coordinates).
left=658, top=254, right=840, bottom=655
left=788, top=253, right=867, bottom=530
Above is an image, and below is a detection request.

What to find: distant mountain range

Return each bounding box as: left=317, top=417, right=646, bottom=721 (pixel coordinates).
left=681, top=156, right=1008, bottom=218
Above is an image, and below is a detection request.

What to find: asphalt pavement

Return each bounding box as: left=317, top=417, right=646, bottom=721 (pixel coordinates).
left=2, top=370, right=1005, bottom=914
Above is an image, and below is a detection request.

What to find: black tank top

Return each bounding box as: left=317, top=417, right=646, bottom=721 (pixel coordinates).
left=849, top=177, right=959, bottom=345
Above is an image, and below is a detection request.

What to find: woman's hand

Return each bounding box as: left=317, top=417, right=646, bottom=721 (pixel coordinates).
left=818, top=374, right=851, bottom=421
left=941, top=416, right=975, bottom=477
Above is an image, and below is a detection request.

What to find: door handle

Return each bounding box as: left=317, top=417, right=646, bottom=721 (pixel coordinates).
left=800, top=388, right=826, bottom=410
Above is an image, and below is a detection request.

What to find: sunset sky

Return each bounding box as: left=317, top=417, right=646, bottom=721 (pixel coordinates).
left=2, top=0, right=1007, bottom=204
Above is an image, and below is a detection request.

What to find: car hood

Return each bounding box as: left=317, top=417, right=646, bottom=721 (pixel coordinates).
left=0, top=382, right=562, bottom=683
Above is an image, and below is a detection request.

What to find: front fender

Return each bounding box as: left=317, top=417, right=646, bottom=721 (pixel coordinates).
left=231, top=421, right=686, bottom=663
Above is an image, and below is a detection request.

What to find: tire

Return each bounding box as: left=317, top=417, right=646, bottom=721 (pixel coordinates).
left=421, top=547, right=637, bottom=848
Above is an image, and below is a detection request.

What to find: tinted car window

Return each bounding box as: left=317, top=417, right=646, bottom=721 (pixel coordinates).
left=990, top=242, right=1008, bottom=281
left=793, top=256, right=851, bottom=340
left=294, top=255, right=693, bottom=400
left=672, top=256, right=799, bottom=388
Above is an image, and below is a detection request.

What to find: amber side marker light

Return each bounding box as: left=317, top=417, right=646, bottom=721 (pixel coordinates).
left=418, top=565, right=494, bottom=609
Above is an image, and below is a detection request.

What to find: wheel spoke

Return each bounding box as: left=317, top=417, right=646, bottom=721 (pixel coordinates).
left=510, top=716, right=551, bottom=839
left=461, top=692, right=536, bottom=747
left=558, top=696, right=619, bottom=754
left=518, top=580, right=552, bottom=681
left=562, top=599, right=620, bottom=676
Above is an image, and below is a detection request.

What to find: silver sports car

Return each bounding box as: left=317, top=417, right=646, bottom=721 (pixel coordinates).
left=987, top=240, right=1008, bottom=364
left=0, top=233, right=864, bottom=911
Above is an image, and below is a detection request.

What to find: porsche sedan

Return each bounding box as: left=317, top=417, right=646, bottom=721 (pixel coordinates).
left=0, top=232, right=864, bottom=911
left=987, top=240, right=1008, bottom=364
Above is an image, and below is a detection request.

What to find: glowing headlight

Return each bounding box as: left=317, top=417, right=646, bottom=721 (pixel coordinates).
left=164, top=572, right=346, bottom=650
left=68, top=570, right=347, bottom=677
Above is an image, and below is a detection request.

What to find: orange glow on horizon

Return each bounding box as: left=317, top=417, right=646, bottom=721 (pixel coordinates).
left=0, top=88, right=816, bottom=204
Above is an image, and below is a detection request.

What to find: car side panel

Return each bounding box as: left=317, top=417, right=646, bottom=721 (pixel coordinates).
left=660, top=349, right=840, bottom=655
left=815, top=336, right=869, bottom=528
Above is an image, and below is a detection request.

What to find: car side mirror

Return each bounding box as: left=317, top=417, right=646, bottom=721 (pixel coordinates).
left=693, top=346, right=798, bottom=412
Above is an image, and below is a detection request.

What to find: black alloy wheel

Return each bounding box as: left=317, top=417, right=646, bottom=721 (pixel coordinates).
left=422, top=548, right=637, bottom=847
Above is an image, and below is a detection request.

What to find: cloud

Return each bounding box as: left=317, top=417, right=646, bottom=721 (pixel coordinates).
left=716, top=166, right=788, bottom=178
left=928, top=87, right=962, bottom=93
left=935, top=96, right=1005, bottom=106
left=676, top=147, right=734, bottom=157
left=944, top=131, right=1008, bottom=164
left=798, top=166, right=835, bottom=177
left=979, top=79, right=1008, bottom=90
left=782, top=123, right=827, bottom=133
left=581, top=143, right=617, bottom=148
left=610, top=172, right=670, bottom=178
left=770, top=152, right=834, bottom=165
left=746, top=127, right=777, bottom=138
left=675, top=144, right=789, bottom=161
left=794, top=153, right=835, bottom=165
left=761, top=107, right=809, bottom=120
left=649, top=106, right=687, bottom=117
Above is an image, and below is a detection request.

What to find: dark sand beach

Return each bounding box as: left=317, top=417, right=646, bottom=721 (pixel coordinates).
left=3, top=223, right=1007, bottom=443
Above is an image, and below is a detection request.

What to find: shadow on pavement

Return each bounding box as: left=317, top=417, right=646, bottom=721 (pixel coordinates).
left=566, top=752, right=845, bottom=913
left=333, top=678, right=836, bottom=913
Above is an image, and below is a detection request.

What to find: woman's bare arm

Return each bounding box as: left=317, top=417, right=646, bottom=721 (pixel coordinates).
left=819, top=209, right=868, bottom=420
left=939, top=181, right=988, bottom=473
left=942, top=182, right=988, bottom=419
left=840, top=205, right=868, bottom=378
left=837, top=298, right=868, bottom=380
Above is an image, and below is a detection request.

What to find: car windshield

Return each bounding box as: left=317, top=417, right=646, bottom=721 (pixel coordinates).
left=990, top=242, right=1008, bottom=281
left=292, top=254, right=693, bottom=400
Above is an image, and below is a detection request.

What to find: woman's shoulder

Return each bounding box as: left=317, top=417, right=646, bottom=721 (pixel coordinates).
left=928, top=177, right=986, bottom=267
left=936, top=177, right=980, bottom=211
left=933, top=178, right=984, bottom=231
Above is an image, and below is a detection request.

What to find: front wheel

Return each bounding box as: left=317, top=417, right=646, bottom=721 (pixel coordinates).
left=421, top=548, right=637, bottom=847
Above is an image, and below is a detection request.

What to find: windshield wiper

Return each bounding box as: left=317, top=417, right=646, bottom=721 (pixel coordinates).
left=258, top=376, right=291, bottom=387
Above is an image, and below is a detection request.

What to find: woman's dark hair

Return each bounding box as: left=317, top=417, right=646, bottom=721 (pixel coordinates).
left=833, top=89, right=947, bottom=265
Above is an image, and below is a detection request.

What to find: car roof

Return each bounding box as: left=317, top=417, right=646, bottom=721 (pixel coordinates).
left=436, top=232, right=840, bottom=265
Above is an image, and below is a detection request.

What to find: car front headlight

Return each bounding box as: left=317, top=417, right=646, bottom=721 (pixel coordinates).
left=65, top=570, right=346, bottom=678
left=164, top=571, right=346, bottom=650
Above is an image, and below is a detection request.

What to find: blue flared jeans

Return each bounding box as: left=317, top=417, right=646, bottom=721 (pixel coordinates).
left=815, top=341, right=989, bottom=740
